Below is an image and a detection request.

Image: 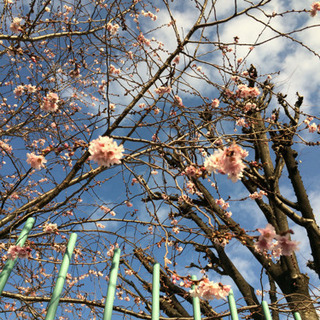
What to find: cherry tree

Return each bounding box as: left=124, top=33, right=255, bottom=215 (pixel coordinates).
left=0, top=0, right=320, bottom=319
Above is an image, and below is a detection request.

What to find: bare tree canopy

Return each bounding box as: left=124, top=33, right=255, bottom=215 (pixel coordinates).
left=0, top=0, right=320, bottom=319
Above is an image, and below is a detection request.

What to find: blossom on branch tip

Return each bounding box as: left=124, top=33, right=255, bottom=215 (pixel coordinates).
left=174, top=95, right=183, bottom=107
left=10, top=17, right=23, bottom=33
left=249, top=190, right=267, bottom=200
left=88, top=136, right=124, bottom=167
left=189, top=278, right=231, bottom=300
left=204, top=143, right=248, bottom=182
left=311, top=2, right=320, bottom=16
left=255, top=224, right=299, bottom=256
left=109, top=64, right=121, bottom=75
left=274, top=234, right=299, bottom=256
left=43, top=223, right=58, bottom=233
left=41, top=92, right=59, bottom=112
left=184, top=165, right=202, bottom=178
left=7, top=245, right=32, bottom=260
left=0, top=140, right=12, bottom=154
left=106, top=23, right=119, bottom=35
left=26, top=153, right=47, bottom=170
left=154, top=86, right=171, bottom=95
left=173, top=56, right=180, bottom=64
left=236, top=84, right=260, bottom=99
left=308, top=123, right=317, bottom=133
left=211, top=99, right=220, bottom=108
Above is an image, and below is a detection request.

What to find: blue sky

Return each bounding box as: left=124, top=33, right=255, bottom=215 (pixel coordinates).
left=1, top=0, right=320, bottom=319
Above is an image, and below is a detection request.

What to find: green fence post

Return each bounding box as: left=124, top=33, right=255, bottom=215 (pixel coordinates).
left=0, top=217, right=35, bottom=296
left=261, top=301, right=272, bottom=320
left=227, top=289, right=239, bottom=320
left=293, top=311, right=302, bottom=320
left=191, top=275, right=201, bottom=320
left=103, top=248, right=121, bottom=320
left=152, top=263, right=160, bottom=320
left=45, top=233, right=77, bottom=320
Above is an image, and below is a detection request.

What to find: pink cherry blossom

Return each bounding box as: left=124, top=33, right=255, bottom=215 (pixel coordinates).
left=236, top=118, right=247, bottom=127
left=255, top=224, right=299, bottom=256
left=173, top=55, right=180, bottom=64
left=172, top=226, right=180, bottom=234
left=186, top=181, right=196, bottom=194
left=211, top=99, right=220, bottom=108
left=236, top=84, right=260, bottom=99
left=249, top=190, right=267, bottom=200
left=10, top=17, right=23, bottom=33
left=184, top=165, right=202, bottom=177
left=7, top=245, right=32, bottom=260
left=189, top=278, right=231, bottom=300
left=125, top=201, right=133, bottom=207
left=311, top=2, right=320, bottom=16
left=274, top=234, right=299, bottom=256
left=255, top=224, right=277, bottom=251
left=125, top=269, right=134, bottom=275
left=25, top=84, right=37, bottom=94
left=106, top=23, right=120, bottom=35
left=154, top=86, right=171, bottom=95
left=43, top=223, right=58, bottom=233
left=41, top=92, right=59, bottom=112
left=0, top=140, right=13, bottom=154
left=88, top=136, right=124, bottom=167
left=14, top=85, right=25, bottom=97
left=174, top=95, right=183, bottom=107
left=257, top=223, right=276, bottom=241
left=308, top=123, right=317, bottom=133
left=109, top=64, right=121, bottom=75
left=204, top=142, right=248, bottom=182
left=26, top=153, right=47, bottom=170
left=137, top=33, right=151, bottom=46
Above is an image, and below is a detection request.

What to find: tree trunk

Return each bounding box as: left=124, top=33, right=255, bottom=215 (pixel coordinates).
left=275, top=272, right=318, bottom=319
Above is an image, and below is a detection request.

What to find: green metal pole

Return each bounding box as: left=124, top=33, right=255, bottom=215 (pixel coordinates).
left=191, top=275, right=201, bottom=320
left=103, top=248, right=121, bottom=320
left=227, top=289, right=239, bottom=320
left=0, top=217, right=35, bottom=296
left=151, top=263, right=160, bottom=320
left=293, top=311, right=302, bottom=320
left=45, top=233, right=77, bottom=320
left=261, top=301, right=272, bottom=320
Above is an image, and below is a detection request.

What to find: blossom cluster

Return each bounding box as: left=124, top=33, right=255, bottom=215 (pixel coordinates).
left=109, top=64, right=121, bottom=75
left=140, top=10, right=157, bottom=21
left=189, top=278, right=231, bottom=300
left=26, top=153, right=47, bottom=170
left=311, top=2, right=320, bottom=16
left=204, top=143, right=248, bottom=182
left=154, top=86, right=171, bottom=95
left=41, top=92, right=59, bottom=112
left=249, top=190, right=267, bottom=200
left=183, top=165, right=203, bottom=178
left=14, top=84, right=37, bottom=97
left=174, top=95, right=183, bottom=107
left=236, top=84, right=260, bottom=99
left=88, top=136, right=124, bottom=167
left=0, top=140, right=12, bottom=154
left=256, top=224, right=299, bottom=256
left=10, top=17, right=23, bottom=33
left=43, top=223, right=58, bottom=233
left=186, top=181, right=196, bottom=194
left=211, top=98, right=220, bottom=108
left=235, top=117, right=248, bottom=127
left=137, top=33, right=151, bottom=46
left=7, top=245, right=32, bottom=260
left=106, top=22, right=120, bottom=35
left=216, top=198, right=229, bottom=210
